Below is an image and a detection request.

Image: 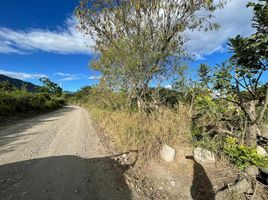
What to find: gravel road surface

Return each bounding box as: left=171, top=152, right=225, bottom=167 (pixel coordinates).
left=0, top=106, right=132, bottom=200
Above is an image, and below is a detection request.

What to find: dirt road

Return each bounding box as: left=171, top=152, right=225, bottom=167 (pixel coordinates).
left=0, top=106, right=132, bottom=200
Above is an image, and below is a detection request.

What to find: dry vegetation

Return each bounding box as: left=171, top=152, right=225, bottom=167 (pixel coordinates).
left=85, top=103, right=192, bottom=157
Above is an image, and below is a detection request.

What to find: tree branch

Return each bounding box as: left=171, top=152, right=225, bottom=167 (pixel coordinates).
left=256, top=84, right=268, bottom=124
left=255, top=64, right=267, bottom=92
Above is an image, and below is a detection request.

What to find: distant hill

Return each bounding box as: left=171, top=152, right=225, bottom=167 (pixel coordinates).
left=0, top=74, right=40, bottom=92
left=63, top=91, right=75, bottom=95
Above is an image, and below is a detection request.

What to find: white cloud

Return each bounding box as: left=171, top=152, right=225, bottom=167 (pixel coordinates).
left=0, top=1, right=256, bottom=58
left=164, top=85, right=172, bottom=89
left=0, top=69, right=47, bottom=80
left=54, top=72, right=102, bottom=81
left=53, top=72, right=86, bottom=81
left=58, top=76, right=80, bottom=81
left=88, top=75, right=102, bottom=80
left=0, top=17, right=94, bottom=55
left=54, top=72, right=72, bottom=76
left=186, top=0, right=257, bottom=59
left=0, top=42, right=25, bottom=54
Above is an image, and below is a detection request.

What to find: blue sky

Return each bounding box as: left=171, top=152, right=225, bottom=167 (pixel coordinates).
left=0, top=0, right=259, bottom=91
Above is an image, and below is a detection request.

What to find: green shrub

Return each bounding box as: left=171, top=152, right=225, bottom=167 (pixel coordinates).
left=224, top=137, right=268, bottom=169
left=0, top=104, right=14, bottom=116
left=54, top=97, right=66, bottom=106
left=0, top=90, right=63, bottom=117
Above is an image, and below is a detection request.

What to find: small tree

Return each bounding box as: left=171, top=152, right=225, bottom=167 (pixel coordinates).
left=39, top=77, right=63, bottom=97
left=199, top=0, right=268, bottom=147
left=76, top=0, right=224, bottom=110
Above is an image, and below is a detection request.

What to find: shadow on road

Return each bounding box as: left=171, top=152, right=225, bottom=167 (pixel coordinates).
left=0, top=155, right=132, bottom=200
left=0, top=106, right=78, bottom=154
left=186, top=156, right=215, bottom=200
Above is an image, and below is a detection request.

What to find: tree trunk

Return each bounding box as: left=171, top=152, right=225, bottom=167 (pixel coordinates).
left=243, top=100, right=258, bottom=147
left=242, top=85, right=268, bottom=147
left=245, top=123, right=258, bottom=147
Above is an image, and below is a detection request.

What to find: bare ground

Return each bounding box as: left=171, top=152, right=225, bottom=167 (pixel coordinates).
left=0, top=106, right=132, bottom=200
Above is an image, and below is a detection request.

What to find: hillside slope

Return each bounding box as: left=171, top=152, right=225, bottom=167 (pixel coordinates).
left=0, top=74, right=40, bottom=92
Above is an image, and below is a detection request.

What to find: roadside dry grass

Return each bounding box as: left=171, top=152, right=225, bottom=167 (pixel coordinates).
left=85, top=103, right=192, bottom=158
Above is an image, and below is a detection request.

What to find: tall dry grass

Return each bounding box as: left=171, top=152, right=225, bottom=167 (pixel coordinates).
left=86, top=103, right=192, bottom=157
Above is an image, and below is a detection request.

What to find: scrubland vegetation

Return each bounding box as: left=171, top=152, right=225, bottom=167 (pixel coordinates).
left=0, top=78, right=65, bottom=118
left=68, top=86, right=192, bottom=157
left=72, top=0, right=268, bottom=174
left=68, top=81, right=268, bottom=169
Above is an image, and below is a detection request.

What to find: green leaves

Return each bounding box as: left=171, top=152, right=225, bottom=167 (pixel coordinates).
left=76, top=0, right=223, bottom=108
left=199, top=0, right=268, bottom=106
left=224, top=137, right=268, bottom=169
left=229, top=35, right=264, bottom=73
left=198, top=64, right=210, bottom=84
left=39, top=77, right=62, bottom=97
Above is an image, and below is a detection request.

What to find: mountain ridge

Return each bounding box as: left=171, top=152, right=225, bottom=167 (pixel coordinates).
left=0, top=74, right=40, bottom=92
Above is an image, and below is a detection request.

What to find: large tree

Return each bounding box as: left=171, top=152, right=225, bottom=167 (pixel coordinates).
left=199, top=0, right=268, bottom=147
left=76, top=0, right=224, bottom=110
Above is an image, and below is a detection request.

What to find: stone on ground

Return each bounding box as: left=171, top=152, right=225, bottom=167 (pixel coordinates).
left=231, top=178, right=251, bottom=194
left=216, top=178, right=251, bottom=199
left=257, top=145, right=268, bottom=156
left=160, top=144, right=176, bottom=162
left=193, top=147, right=216, bottom=165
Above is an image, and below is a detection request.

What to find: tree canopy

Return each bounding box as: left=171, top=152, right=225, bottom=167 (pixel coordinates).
left=76, top=0, right=224, bottom=109
left=198, top=0, right=268, bottom=147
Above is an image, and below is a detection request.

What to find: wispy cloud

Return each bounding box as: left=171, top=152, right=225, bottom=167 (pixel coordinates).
left=186, top=0, right=256, bottom=59
left=54, top=71, right=101, bottom=82
left=0, top=17, right=94, bottom=55
left=88, top=75, right=102, bottom=80
left=0, top=69, right=47, bottom=80
left=0, top=42, right=26, bottom=54
left=54, top=72, right=72, bottom=76
left=54, top=72, right=85, bottom=81
left=58, top=76, right=80, bottom=81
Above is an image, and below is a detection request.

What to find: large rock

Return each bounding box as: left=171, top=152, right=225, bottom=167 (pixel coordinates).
left=160, top=144, right=176, bottom=162
left=257, top=146, right=268, bottom=156
left=193, top=147, right=216, bottom=165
